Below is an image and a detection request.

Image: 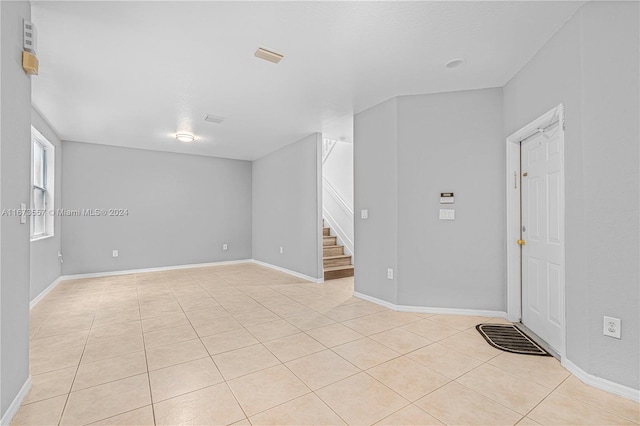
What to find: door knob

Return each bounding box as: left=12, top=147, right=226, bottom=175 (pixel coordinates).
left=517, top=239, right=526, bottom=246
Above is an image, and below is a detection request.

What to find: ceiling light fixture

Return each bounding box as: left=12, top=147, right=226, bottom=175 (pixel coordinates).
left=446, top=59, right=464, bottom=69
left=255, top=47, right=284, bottom=64
left=176, top=133, right=195, bottom=143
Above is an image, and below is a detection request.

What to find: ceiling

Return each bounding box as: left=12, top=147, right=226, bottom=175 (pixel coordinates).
left=32, top=1, right=581, bottom=161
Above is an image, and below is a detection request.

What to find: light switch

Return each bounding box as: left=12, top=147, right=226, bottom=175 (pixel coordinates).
left=361, top=210, right=368, bottom=219
left=439, top=209, right=455, bottom=220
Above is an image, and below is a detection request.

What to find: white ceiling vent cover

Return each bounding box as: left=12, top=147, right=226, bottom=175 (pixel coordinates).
left=254, top=47, right=284, bottom=64
left=204, top=114, right=225, bottom=124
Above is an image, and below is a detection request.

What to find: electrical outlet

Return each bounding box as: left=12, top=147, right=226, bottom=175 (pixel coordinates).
left=603, top=316, right=621, bottom=339
left=222, top=243, right=228, bottom=251
left=361, top=209, right=368, bottom=219
left=112, top=250, right=119, bottom=258
left=387, top=268, right=394, bottom=279
left=279, top=246, right=284, bottom=254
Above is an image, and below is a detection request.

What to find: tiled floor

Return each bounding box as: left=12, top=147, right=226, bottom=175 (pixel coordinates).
left=14, top=263, right=639, bottom=425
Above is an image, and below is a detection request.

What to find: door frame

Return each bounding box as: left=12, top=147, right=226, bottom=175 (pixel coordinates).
left=505, top=104, right=566, bottom=357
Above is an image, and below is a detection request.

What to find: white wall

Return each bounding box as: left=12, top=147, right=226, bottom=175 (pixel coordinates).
left=61, top=142, right=252, bottom=275
left=354, top=89, right=504, bottom=309
left=0, top=0, right=32, bottom=417
left=503, top=1, right=639, bottom=391
left=30, top=108, right=62, bottom=301
left=354, top=98, right=399, bottom=302
left=252, top=133, right=323, bottom=280
left=396, top=88, right=504, bottom=310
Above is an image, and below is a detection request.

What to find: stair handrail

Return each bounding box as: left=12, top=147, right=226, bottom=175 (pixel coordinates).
left=322, top=177, right=353, bottom=216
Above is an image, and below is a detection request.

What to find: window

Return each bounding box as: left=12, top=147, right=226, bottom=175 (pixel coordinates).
left=31, top=127, right=55, bottom=240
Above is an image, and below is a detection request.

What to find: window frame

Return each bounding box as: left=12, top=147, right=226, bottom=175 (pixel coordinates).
left=30, top=127, right=55, bottom=241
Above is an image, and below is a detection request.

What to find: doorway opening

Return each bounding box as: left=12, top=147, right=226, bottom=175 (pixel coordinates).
left=506, top=104, right=566, bottom=358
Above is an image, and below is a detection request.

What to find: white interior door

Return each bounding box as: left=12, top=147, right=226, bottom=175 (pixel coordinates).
left=520, top=125, right=564, bottom=353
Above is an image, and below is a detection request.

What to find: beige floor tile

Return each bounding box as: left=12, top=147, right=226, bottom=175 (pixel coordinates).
left=401, top=319, right=460, bottom=341
left=488, top=351, right=570, bottom=389
left=267, top=302, right=310, bottom=318
left=428, top=314, right=485, bottom=331
left=149, top=357, right=224, bottom=402
left=73, top=350, right=147, bottom=391
left=201, top=328, right=259, bottom=355
left=60, top=374, right=151, bottom=425
left=456, top=363, right=552, bottom=414
left=146, top=338, right=209, bottom=371
left=23, top=367, right=76, bottom=404
left=88, top=321, right=142, bottom=344
left=141, top=312, right=190, bottom=333
left=316, top=372, right=409, bottom=425
left=555, top=376, right=640, bottom=423
left=408, top=343, right=483, bottom=379
left=11, top=395, right=67, bottom=426
left=375, top=404, right=444, bottom=426
left=285, top=349, right=360, bottom=390
left=438, top=329, right=503, bottom=361
left=250, top=393, right=346, bottom=425
left=89, top=405, right=154, bottom=425
left=285, top=312, right=336, bottom=331
left=305, top=322, right=363, bottom=348
left=528, top=392, right=634, bottom=425
left=227, top=364, right=310, bottom=416
left=178, top=296, right=220, bottom=312
left=30, top=329, right=89, bottom=353
left=246, top=319, right=300, bottom=342
left=82, top=333, right=145, bottom=364
left=367, top=357, right=450, bottom=401
left=341, top=315, right=398, bottom=336
left=190, top=315, right=244, bottom=338
left=516, top=417, right=542, bottom=425
left=212, top=344, right=281, bottom=380
left=323, top=302, right=385, bottom=322
left=30, top=344, right=85, bottom=375
left=229, top=418, right=251, bottom=425
left=233, top=309, right=281, bottom=327
left=263, top=332, right=326, bottom=362
left=92, top=308, right=141, bottom=328
left=184, top=306, right=231, bottom=324
left=153, top=382, right=246, bottom=426
left=143, top=324, right=197, bottom=348
left=415, top=381, right=522, bottom=425
left=369, top=328, right=433, bottom=354
left=333, top=338, right=400, bottom=369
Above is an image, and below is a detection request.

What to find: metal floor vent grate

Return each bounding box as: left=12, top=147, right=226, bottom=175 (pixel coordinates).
left=476, top=324, right=551, bottom=356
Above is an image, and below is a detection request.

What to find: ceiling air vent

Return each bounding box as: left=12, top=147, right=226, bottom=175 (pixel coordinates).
left=254, top=47, right=283, bottom=64
left=204, top=114, right=225, bottom=124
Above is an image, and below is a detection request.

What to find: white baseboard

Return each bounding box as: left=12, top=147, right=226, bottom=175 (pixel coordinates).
left=30, top=277, right=63, bottom=310
left=561, top=358, right=640, bottom=402
left=251, top=259, right=323, bottom=284
left=0, top=376, right=32, bottom=426
left=353, top=291, right=507, bottom=318
left=60, top=259, right=253, bottom=280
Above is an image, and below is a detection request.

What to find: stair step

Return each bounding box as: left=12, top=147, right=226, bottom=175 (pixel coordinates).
left=323, top=245, right=344, bottom=256
left=324, top=265, right=354, bottom=280
left=323, top=227, right=330, bottom=236
left=323, top=254, right=352, bottom=268
left=323, top=236, right=337, bottom=246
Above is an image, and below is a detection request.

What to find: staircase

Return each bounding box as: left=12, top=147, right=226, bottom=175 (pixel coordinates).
left=323, top=221, right=354, bottom=280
